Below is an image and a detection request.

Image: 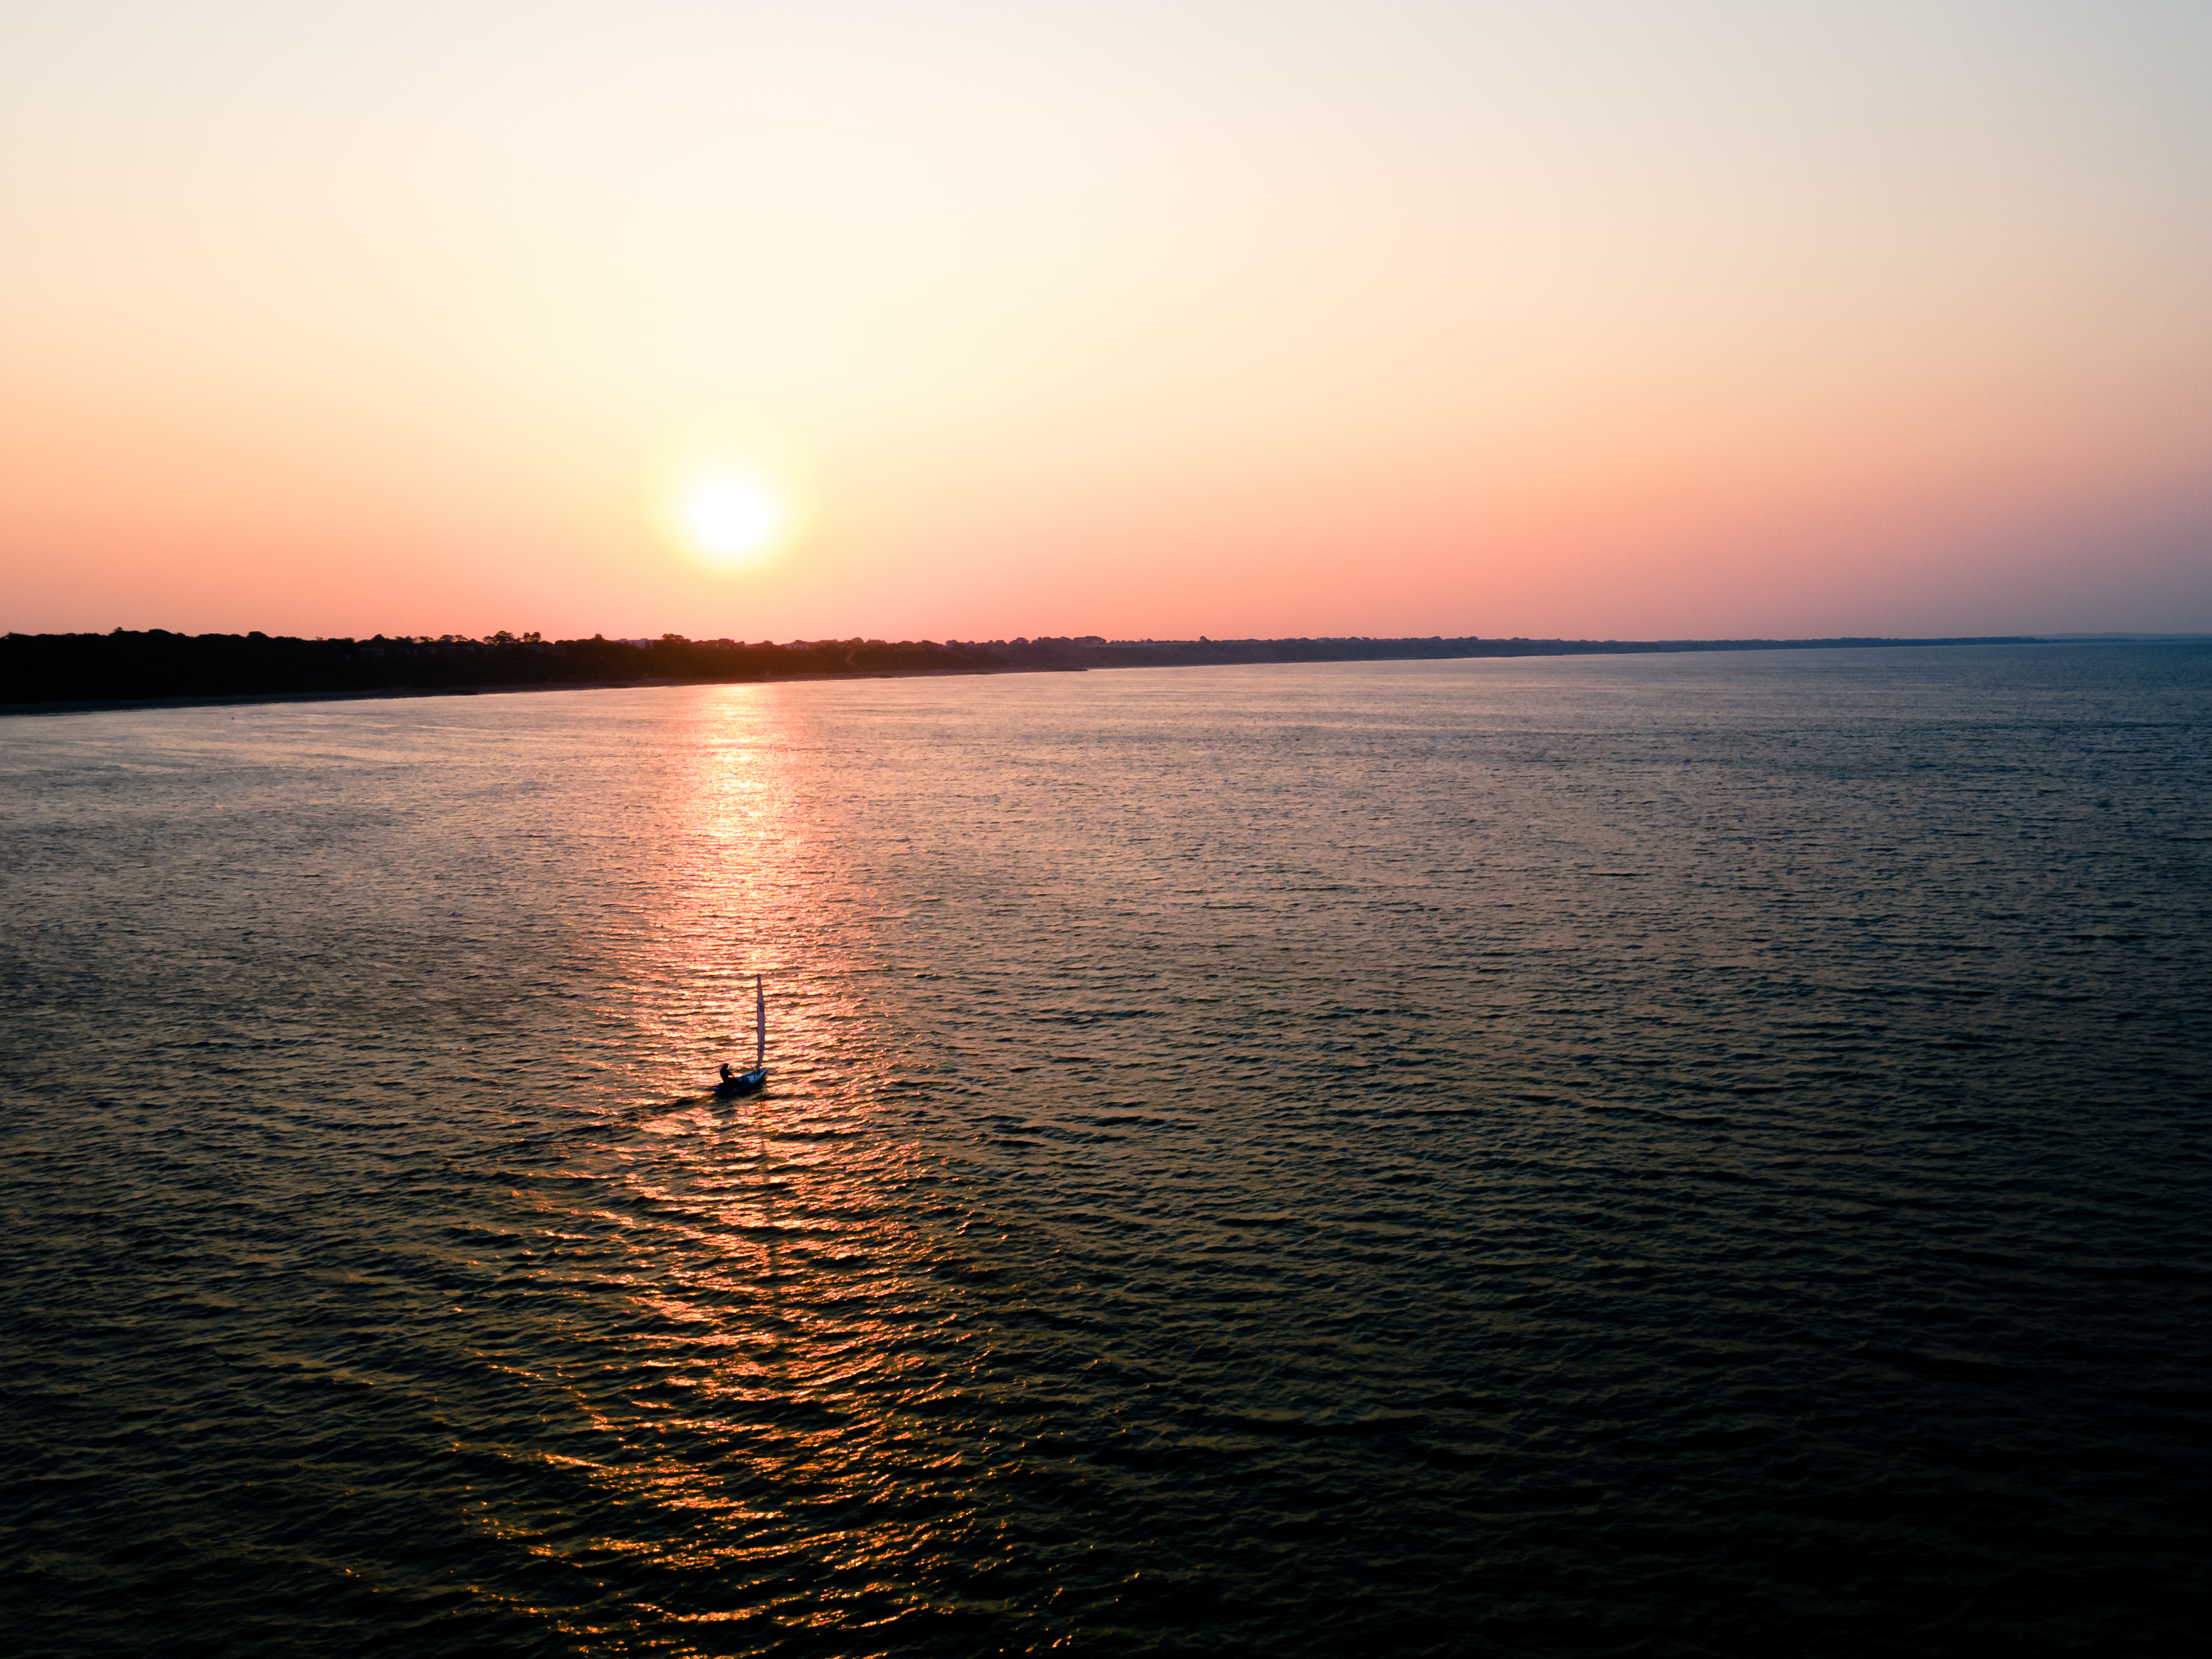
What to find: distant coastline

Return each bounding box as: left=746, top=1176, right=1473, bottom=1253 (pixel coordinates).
left=0, top=628, right=2065, bottom=715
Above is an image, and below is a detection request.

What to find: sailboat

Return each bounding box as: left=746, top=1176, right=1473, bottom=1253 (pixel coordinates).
left=715, top=974, right=769, bottom=1096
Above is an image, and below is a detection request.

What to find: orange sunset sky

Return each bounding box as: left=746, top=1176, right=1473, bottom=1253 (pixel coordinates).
left=5, top=2, right=2210, bottom=642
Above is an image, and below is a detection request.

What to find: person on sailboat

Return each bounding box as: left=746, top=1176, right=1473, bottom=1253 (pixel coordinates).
left=719, top=1062, right=738, bottom=1085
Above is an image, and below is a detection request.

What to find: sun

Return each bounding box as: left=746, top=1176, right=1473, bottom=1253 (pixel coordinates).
left=683, top=477, right=779, bottom=563
left=648, top=429, right=810, bottom=570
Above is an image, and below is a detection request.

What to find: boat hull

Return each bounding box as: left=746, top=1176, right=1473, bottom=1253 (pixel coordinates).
left=713, top=1068, right=768, bottom=1096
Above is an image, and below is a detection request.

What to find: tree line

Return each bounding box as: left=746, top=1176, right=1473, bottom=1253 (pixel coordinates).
left=1, top=627, right=2040, bottom=708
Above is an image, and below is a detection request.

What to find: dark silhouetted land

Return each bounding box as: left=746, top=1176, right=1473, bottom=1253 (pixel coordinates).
left=2, top=627, right=2049, bottom=713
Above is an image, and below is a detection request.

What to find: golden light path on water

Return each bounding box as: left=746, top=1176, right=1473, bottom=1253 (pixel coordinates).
left=460, top=685, right=1038, bottom=1651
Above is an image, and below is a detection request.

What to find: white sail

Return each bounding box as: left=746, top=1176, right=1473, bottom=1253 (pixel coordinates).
left=755, top=974, right=766, bottom=1070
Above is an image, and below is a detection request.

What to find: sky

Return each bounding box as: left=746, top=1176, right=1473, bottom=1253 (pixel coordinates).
left=4, top=1, right=2209, bottom=641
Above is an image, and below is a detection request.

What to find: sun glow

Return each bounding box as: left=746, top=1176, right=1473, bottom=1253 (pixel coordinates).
left=651, top=432, right=810, bottom=574
left=682, top=477, right=780, bottom=564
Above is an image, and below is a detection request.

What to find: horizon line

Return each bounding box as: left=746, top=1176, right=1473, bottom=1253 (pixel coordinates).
left=24, top=626, right=2212, bottom=646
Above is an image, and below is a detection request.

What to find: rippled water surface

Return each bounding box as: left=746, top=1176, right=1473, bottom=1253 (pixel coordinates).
left=4, top=646, right=2209, bottom=1656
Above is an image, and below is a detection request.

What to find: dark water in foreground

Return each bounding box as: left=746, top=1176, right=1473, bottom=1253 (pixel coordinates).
left=3, top=646, right=2207, bottom=1656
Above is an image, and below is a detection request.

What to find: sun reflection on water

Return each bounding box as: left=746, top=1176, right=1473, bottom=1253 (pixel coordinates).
left=466, top=685, right=1016, bottom=1646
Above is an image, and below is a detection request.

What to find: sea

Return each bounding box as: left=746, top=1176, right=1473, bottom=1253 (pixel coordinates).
left=3, top=643, right=2206, bottom=1656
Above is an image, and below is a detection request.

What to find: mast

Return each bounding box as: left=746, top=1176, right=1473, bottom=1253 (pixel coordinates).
left=755, top=974, right=766, bottom=1071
